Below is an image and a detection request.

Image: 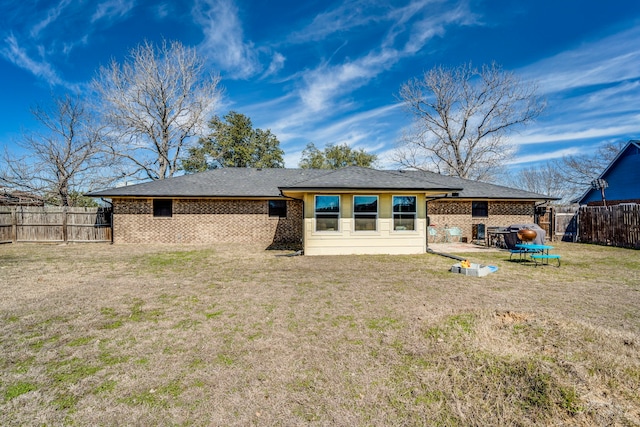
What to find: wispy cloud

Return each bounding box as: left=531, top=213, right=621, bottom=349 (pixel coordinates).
left=295, top=2, right=474, bottom=115
left=91, top=0, right=136, bottom=24
left=193, top=0, right=262, bottom=79
left=262, top=52, right=285, bottom=79
left=523, top=25, right=640, bottom=95
left=286, top=0, right=385, bottom=44
left=1, top=33, right=64, bottom=87
left=30, top=0, right=73, bottom=38
left=513, top=121, right=640, bottom=146
left=507, top=147, right=582, bottom=165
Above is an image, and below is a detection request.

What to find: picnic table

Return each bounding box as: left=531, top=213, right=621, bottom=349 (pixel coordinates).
left=512, top=243, right=561, bottom=267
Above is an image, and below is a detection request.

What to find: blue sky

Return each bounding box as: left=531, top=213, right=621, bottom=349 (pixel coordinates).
left=1, top=0, right=640, bottom=172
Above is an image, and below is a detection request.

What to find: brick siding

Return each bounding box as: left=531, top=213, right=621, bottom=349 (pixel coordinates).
left=427, top=200, right=535, bottom=242
left=112, top=198, right=303, bottom=248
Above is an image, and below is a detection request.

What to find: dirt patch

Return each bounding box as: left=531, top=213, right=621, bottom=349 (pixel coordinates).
left=495, top=310, right=532, bottom=324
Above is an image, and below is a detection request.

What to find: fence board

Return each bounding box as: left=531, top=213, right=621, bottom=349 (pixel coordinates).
left=0, top=207, right=112, bottom=243
left=578, top=204, right=640, bottom=249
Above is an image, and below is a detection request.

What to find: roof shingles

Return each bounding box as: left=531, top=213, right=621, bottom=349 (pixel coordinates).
left=86, top=166, right=557, bottom=200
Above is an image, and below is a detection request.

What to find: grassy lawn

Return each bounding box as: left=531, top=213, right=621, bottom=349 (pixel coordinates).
left=1, top=242, right=639, bottom=426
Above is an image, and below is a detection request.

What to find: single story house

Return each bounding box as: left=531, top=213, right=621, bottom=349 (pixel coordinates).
left=87, top=167, right=556, bottom=255
left=575, top=140, right=640, bottom=206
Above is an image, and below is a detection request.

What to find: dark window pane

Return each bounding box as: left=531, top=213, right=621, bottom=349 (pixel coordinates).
left=394, top=214, right=415, bottom=231
left=153, top=199, right=172, bottom=217
left=354, top=215, right=377, bottom=231
left=472, top=201, right=488, bottom=217
left=393, top=196, right=416, bottom=213
left=354, top=196, right=377, bottom=213
left=268, top=200, right=287, bottom=217
left=316, top=215, right=339, bottom=231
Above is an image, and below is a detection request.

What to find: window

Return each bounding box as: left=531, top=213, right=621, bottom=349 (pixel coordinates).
left=268, top=200, right=287, bottom=218
left=472, top=201, right=488, bottom=218
left=315, top=195, right=340, bottom=231
left=393, top=196, right=416, bottom=231
left=353, top=195, right=378, bottom=231
left=153, top=199, right=172, bottom=218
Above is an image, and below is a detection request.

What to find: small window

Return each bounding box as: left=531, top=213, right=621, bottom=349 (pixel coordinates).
left=315, top=195, right=340, bottom=231
left=393, top=196, right=416, bottom=231
left=354, top=195, right=378, bottom=231
left=153, top=199, right=172, bottom=218
left=268, top=200, right=287, bottom=218
left=472, top=201, right=488, bottom=218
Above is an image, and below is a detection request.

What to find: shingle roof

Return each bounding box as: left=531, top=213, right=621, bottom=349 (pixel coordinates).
left=395, top=170, right=559, bottom=200
left=87, top=168, right=327, bottom=198
left=86, top=166, right=557, bottom=200
left=279, top=166, right=460, bottom=192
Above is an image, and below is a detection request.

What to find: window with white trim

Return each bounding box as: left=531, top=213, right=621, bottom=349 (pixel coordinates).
left=393, top=196, right=416, bottom=231
left=353, top=195, right=378, bottom=231
left=315, top=195, right=340, bottom=231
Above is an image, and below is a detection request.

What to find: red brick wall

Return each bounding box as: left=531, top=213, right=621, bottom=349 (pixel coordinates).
left=112, top=198, right=303, bottom=248
left=427, top=200, right=535, bottom=242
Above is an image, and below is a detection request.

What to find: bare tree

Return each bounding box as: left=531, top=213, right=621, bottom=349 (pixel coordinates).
left=558, top=141, right=625, bottom=193
left=94, top=39, right=222, bottom=180
left=395, top=62, right=545, bottom=181
left=500, top=141, right=626, bottom=203
left=0, top=95, right=109, bottom=206
left=501, top=163, right=570, bottom=202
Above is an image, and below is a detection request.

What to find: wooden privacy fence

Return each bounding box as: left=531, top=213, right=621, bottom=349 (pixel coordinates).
left=0, top=207, right=112, bottom=243
left=578, top=204, right=640, bottom=249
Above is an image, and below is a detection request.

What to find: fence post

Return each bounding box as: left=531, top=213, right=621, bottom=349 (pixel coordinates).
left=11, top=207, right=17, bottom=243
left=62, top=207, right=68, bottom=243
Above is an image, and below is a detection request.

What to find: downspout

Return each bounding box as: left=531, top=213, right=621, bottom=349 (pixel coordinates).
left=279, top=191, right=305, bottom=253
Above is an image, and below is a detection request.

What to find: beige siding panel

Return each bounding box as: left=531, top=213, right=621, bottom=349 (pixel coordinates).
left=304, top=218, right=427, bottom=255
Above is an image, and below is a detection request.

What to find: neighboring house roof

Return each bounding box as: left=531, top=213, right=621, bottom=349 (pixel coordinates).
left=575, top=140, right=640, bottom=205
left=0, top=189, right=45, bottom=206
left=86, top=166, right=556, bottom=201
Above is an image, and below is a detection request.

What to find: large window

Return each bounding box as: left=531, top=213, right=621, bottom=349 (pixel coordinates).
left=315, top=195, right=340, bottom=231
left=268, top=200, right=287, bottom=218
left=472, top=201, right=488, bottom=218
left=393, top=196, right=416, bottom=231
left=353, top=195, right=378, bottom=231
left=153, top=199, right=173, bottom=218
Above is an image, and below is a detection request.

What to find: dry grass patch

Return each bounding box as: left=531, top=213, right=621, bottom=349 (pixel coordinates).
left=0, top=242, right=639, bottom=425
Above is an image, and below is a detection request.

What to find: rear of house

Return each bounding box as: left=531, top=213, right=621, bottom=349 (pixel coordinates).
left=87, top=167, right=556, bottom=255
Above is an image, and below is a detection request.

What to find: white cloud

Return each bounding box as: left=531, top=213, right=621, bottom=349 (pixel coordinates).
left=193, top=0, right=262, bottom=79
left=91, top=0, right=136, bottom=24
left=286, top=0, right=383, bottom=44
left=91, top=0, right=135, bottom=24
left=262, top=52, right=285, bottom=79
left=1, top=34, right=64, bottom=87
left=30, top=0, right=73, bottom=38
left=522, top=26, right=640, bottom=95
left=506, top=147, right=582, bottom=165
left=512, top=122, right=640, bottom=146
